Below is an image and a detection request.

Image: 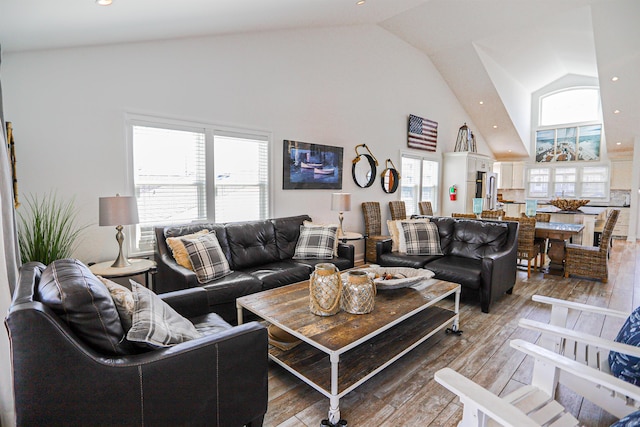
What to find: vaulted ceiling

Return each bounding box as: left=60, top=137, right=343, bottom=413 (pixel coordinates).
left=1, top=0, right=638, bottom=160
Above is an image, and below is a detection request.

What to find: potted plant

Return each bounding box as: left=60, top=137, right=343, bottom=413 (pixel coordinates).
left=17, top=192, right=89, bottom=265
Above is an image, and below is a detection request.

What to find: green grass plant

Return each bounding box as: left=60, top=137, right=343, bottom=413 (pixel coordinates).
left=17, top=192, right=89, bottom=265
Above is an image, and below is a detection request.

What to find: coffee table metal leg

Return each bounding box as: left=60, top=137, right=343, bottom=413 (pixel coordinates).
left=237, top=303, right=244, bottom=325
left=321, top=352, right=348, bottom=426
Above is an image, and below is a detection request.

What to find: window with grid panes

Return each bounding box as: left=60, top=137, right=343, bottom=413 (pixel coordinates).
left=128, top=116, right=270, bottom=255
left=401, top=153, right=439, bottom=216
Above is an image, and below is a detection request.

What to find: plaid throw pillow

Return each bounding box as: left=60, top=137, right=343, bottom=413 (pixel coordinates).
left=293, top=225, right=337, bottom=259
left=401, top=221, right=443, bottom=256
left=182, top=232, right=232, bottom=284
left=127, top=281, right=202, bottom=348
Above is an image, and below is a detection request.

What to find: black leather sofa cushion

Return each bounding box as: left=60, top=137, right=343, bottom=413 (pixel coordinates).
left=378, top=252, right=440, bottom=269
left=272, top=215, right=312, bottom=259
left=426, top=255, right=483, bottom=290
left=448, top=220, right=509, bottom=259
left=226, top=220, right=280, bottom=270
left=294, top=256, right=354, bottom=272
left=242, top=261, right=312, bottom=291
left=164, top=223, right=231, bottom=263
left=201, top=271, right=263, bottom=305
left=37, top=258, right=136, bottom=355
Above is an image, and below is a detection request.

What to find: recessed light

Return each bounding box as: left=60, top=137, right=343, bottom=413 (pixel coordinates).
left=356, top=0, right=366, bottom=5
left=96, top=0, right=112, bottom=5
left=614, top=109, right=621, bottom=114
left=612, top=76, right=619, bottom=82
left=479, top=101, right=484, bottom=105
left=508, top=150, right=512, bottom=153
left=617, top=142, right=622, bottom=145
left=493, top=125, right=498, bottom=129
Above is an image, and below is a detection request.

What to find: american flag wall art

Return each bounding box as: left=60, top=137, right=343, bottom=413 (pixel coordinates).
left=408, top=114, right=438, bottom=152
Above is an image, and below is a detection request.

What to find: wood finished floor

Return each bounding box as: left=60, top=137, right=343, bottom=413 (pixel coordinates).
left=263, top=239, right=639, bottom=427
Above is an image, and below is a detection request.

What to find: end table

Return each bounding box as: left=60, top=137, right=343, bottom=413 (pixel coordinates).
left=89, top=258, right=156, bottom=290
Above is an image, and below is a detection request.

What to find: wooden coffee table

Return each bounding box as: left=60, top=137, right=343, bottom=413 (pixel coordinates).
left=236, top=276, right=461, bottom=426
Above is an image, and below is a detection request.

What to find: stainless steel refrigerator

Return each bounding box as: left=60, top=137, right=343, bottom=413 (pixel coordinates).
left=475, top=171, right=498, bottom=211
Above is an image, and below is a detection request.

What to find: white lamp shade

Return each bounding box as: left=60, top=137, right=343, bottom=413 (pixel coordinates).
left=99, top=196, right=139, bottom=226
left=331, top=193, right=351, bottom=212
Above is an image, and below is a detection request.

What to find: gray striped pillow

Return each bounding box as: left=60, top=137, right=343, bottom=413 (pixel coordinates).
left=182, top=231, right=232, bottom=284
left=126, top=281, right=202, bottom=348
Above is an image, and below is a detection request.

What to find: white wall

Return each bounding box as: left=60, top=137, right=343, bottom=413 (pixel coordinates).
left=3, top=24, right=483, bottom=264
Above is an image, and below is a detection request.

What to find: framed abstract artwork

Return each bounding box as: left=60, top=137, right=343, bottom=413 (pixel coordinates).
left=283, top=140, right=343, bottom=189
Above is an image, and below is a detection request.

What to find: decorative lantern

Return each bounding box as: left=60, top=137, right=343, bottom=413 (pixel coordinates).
left=309, top=263, right=342, bottom=316
left=454, top=123, right=477, bottom=152
left=341, top=270, right=376, bottom=314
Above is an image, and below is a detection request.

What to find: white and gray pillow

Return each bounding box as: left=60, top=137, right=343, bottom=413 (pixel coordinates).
left=126, top=281, right=202, bottom=348
left=181, top=231, right=232, bottom=284
left=401, top=221, right=443, bottom=256
left=293, top=225, right=338, bottom=259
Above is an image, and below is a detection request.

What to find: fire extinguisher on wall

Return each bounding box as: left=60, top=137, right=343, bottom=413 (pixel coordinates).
left=449, top=185, right=457, bottom=201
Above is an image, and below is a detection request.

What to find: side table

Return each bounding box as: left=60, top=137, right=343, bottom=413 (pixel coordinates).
left=338, top=231, right=363, bottom=244
left=89, top=258, right=156, bottom=290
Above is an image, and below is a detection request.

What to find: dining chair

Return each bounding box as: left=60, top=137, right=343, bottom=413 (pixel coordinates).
left=451, top=213, right=477, bottom=219
left=418, top=201, right=433, bottom=216
left=504, top=216, right=539, bottom=278
left=362, top=202, right=389, bottom=263
left=480, top=209, right=504, bottom=219
left=388, top=200, right=407, bottom=220
left=564, top=209, right=619, bottom=283
left=522, top=212, right=551, bottom=262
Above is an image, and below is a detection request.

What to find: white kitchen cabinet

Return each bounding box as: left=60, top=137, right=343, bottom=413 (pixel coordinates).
left=609, top=207, right=629, bottom=238
left=494, top=161, right=525, bottom=189
left=442, top=152, right=493, bottom=216
left=610, top=160, right=632, bottom=190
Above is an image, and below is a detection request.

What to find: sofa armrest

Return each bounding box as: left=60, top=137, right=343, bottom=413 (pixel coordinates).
left=375, top=238, right=393, bottom=263
left=154, top=250, right=201, bottom=294
left=337, top=243, right=355, bottom=267
left=160, top=286, right=210, bottom=318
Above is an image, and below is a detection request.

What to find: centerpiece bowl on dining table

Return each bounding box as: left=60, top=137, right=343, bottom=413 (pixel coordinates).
left=549, top=198, right=590, bottom=211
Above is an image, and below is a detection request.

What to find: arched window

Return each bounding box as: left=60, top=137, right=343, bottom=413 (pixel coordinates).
left=539, top=87, right=600, bottom=126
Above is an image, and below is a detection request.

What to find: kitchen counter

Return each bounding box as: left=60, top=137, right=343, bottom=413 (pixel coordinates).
left=537, top=206, right=607, bottom=215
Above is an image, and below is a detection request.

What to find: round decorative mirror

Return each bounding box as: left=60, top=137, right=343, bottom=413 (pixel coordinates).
left=380, top=159, right=400, bottom=194
left=351, top=144, right=378, bottom=188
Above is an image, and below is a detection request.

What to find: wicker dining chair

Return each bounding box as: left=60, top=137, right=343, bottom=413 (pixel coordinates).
left=418, top=201, right=433, bottom=216
left=389, top=201, right=407, bottom=221
left=480, top=209, right=504, bottom=219
left=362, top=202, right=390, bottom=263
left=451, top=212, right=477, bottom=219
left=504, top=216, right=540, bottom=278
left=522, top=212, right=551, bottom=261
left=564, top=209, right=619, bottom=283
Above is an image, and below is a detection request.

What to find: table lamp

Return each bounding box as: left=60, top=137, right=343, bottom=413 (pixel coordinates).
left=99, top=194, right=139, bottom=268
left=331, top=193, right=351, bottom=237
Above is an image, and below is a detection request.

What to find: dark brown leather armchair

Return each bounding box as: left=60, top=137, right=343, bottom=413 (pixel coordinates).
left=5, top=261, right=268, bottom=427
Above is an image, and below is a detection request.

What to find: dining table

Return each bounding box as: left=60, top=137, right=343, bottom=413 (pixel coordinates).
left=535, top=221, right=584, bottom=274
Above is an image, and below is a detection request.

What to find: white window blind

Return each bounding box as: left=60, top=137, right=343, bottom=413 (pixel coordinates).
left=213, top=134, right=269, bottom=223
left=128, top=117, right=270, bottom=255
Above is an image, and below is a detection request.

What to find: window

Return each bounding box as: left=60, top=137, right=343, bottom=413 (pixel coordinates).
left=127, top=115, right=270, bottom=254
left=526, top=164, right=609, bottom=201
left=540, top=88, right=600, bottom=126
left=401, top=153, right=439, bottom=216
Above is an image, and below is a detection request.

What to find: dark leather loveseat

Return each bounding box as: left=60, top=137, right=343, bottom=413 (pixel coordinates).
left=376, top=216, right=518, bottom=313
left=5, top=260, right=268, bottom=427
left=155, top=214, right=355, bottom=323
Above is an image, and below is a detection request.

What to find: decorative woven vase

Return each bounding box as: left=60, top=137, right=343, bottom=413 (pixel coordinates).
left=341, top=270, right=376, bottom=314
left=309, top=263, right=342, bottom=316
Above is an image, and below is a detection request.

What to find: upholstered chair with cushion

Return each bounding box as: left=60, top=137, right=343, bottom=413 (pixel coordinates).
left=362, top=202, right=389, bottom=263
left=418, top=201, right=433, bottom=216
left=6, top=260, right=268, bottom=426
left=564, top=209, right=619, bottom=283
left=389, top=200, right=407, bottom=220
